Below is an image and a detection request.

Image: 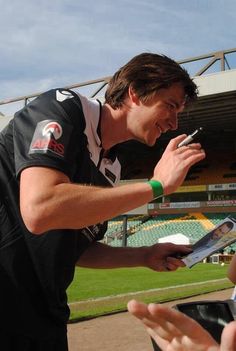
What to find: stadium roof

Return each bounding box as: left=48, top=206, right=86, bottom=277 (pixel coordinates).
left=180, top=70, right=236, bottom=134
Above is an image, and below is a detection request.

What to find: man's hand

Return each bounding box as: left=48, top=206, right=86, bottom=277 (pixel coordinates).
left=144, top=243, right=192, bottom=272
left=152, top=135, right=205, bottom=195
left=127, top=300, right=224, bottom=351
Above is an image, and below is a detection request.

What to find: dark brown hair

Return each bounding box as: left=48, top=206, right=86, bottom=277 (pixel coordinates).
left=105, top=52, right=198, bottom=109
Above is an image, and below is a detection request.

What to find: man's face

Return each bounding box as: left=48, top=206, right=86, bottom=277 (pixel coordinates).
left=127, top=82, right=186, bottom=146
left=212, top=224, right=231, bottom=239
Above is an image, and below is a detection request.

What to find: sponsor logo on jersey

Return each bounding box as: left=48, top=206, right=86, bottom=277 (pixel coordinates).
left=29, top=119, right=71, bottom=158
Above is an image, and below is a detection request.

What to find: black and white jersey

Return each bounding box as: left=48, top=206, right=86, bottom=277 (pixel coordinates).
left=14, top=88, right=121, bottom=186
left=0, top=88, right=122, bottom=339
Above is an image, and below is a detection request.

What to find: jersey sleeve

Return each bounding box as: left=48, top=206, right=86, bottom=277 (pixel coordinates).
left=13, top=89, right=86, bottom=179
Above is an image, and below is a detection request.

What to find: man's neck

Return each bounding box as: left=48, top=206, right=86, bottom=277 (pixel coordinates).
left=100, top=104, right=130, bottom=150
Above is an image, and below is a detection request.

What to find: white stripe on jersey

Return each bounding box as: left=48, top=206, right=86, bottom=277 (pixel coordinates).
left=76, top=93, right=121, bottom=186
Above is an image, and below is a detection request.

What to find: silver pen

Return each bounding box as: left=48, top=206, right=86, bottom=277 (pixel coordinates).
left=177, top=127, right=203, bottom=148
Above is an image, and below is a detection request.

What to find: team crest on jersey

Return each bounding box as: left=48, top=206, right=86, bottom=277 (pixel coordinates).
left=56, top=89, right=74, bottom=102
left=42, top=122, right=63, bottom=140
left=29, top=119, right=71, bottom=158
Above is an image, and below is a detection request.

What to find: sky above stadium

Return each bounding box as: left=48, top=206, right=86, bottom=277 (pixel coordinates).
left=0, top=0, right=236, bottom=114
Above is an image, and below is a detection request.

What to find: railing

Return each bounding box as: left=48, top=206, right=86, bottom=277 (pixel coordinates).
left=178, top=48, right=236, bottom=76
left=0, top=48, right=236, bottom=115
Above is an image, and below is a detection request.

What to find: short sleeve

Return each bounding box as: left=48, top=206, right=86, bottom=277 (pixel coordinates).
left=13, top=89, right=86, bottom=179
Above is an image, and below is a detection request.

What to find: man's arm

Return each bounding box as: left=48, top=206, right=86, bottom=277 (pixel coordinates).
left=20, top=167, right=155, bottom=234
left=127, top=300, right=236, bottom=351
left=227, top=254, right=236, bottom=284
left=20, top=135, right=205, bottom=234
left=77, top=242, right=192, bottom=272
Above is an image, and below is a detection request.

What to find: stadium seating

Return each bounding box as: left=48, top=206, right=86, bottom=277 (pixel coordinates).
left=105, top=212, right=236, bottom=249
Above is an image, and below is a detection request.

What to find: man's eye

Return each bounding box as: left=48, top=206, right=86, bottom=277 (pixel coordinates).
left=167, top=103, right=175, bottom=110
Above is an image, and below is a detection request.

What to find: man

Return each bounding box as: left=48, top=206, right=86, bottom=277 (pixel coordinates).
left=0, top=53, right=205, bottom=350
left=195, top=221, right=234, bottom=250
left=127, top=299, right=236, bottom=351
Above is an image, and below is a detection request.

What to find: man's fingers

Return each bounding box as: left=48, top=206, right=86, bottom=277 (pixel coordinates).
left=127, top=299, right=149, bottom=319
left=148, top=303, right=217, bottom=344
left=128, top=300, right=181, bottom=341
left=128, top=300, right=219, bottom=350
left=220, top=321, right=236, bottom=351
left=165, top=134, right=187, bottom=151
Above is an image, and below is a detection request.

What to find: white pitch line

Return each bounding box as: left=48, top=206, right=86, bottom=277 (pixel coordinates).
left=69, top=278, right=229, bottom=306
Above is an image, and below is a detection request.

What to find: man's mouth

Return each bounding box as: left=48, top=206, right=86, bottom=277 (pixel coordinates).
left=156, top=124, right=162, bottom=134
left=156, top=125, right=167, bottom=134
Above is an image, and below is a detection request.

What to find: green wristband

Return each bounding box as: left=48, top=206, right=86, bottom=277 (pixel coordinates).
left=148, top=180, right=164, bottom=199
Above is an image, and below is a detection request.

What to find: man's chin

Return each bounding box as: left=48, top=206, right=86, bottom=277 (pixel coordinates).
left=147, top=135, right=160, bottom=147
left=144, top=139, right=157, bottom=147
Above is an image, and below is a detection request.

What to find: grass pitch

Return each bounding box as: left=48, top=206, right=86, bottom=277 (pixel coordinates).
left=67, top=263, right=233, bottom=321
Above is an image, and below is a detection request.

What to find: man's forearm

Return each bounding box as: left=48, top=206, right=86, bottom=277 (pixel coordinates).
left=77, top=241, right=191, bottom=272
left=77, top=242, right=149, bottom=268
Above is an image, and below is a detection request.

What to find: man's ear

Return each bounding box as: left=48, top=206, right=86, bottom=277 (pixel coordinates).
left=128, top=86, right=140, bottom=105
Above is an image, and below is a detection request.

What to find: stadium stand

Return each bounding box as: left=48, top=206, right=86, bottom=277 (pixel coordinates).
left=105, top=212, right=236, bottom=249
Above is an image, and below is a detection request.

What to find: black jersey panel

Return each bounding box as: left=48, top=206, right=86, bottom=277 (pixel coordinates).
left=0, top=229, right=67, bottom=339
left=13, top=89, right=86, bottom=179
